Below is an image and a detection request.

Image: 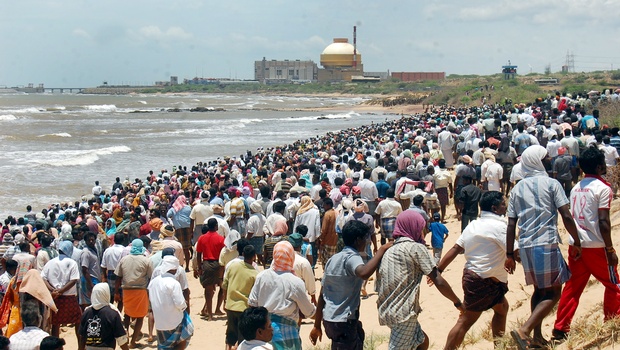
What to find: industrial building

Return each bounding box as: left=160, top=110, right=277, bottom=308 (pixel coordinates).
left=391, top=72, right=445, bottom=82
left=254, top=58, right=318, bottom=84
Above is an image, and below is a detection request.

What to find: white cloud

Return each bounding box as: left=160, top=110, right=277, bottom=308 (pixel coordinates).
left=72, top=28, right=91, bottom=40
left=424, top=0, right=620, bottom=22
left=130, top=26, right=193, bottom=44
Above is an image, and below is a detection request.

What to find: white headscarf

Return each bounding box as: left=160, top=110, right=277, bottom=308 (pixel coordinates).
left=91, top=282, right=111, bottom=311
left=224, top=229, right=241, bottom=250
left=521, top=145, right=548, bottom=177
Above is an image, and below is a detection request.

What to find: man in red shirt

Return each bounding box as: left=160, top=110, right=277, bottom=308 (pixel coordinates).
left=195, top=218, right=225, bottom=320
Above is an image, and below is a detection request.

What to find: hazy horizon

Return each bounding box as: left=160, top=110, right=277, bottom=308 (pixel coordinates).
left=2, top=0, right=619, bottom=88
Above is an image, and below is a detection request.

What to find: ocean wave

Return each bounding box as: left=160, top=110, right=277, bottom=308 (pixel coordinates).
left=2, top=107, right=43, bottom=114
left=46, top=106, right=66, bottom=111
left=83, top=104, right=117, bottom=112
left=138, top=101, right=147, bottom=105
left=37, top=133, right=72, bottom=138
left=239, top=119, right=263, bottom=124
left=283, top=111, right=359, bottom=122
left=27, top=146, right=131, bottom=167
left=0, top=114, right=17, bottom=121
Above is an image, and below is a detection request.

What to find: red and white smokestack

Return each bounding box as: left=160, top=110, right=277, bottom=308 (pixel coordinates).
left=353, top=26, right=357, bottom=69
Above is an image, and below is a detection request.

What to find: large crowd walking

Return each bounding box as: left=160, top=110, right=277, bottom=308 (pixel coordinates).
left=0, top=90, right=619, bottom=350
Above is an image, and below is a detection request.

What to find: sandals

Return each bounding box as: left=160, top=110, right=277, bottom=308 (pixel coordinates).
left=510, top=330, right=531, bottom=350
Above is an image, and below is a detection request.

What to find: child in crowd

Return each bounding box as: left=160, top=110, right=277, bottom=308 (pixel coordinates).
left=429, top=212, right=449, bottom=263
left=297, top=225, right=313, bottom=268
left=237, top=306, right=274, bottom=350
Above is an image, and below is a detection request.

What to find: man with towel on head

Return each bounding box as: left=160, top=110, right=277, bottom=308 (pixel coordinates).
left=505, top=145, right=582, bottom=349
left=78, top=283, right=129, bottom=350
left=148, top=256, right=194, bottom=350
left=114, top=239, right=153, bottom=349
left=246, top=201, right=267, bottom=266
left=249, top=241, right=315, bottom=350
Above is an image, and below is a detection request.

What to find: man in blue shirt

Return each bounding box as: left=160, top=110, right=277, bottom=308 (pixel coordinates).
left=309, top=220, right=392, bottom=350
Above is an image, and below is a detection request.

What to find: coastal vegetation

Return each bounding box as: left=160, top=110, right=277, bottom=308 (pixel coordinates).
left=101, top=70, right=620, bottom=125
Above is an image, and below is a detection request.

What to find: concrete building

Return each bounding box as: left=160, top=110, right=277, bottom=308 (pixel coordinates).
left=254, top=58, right=318, bottom=83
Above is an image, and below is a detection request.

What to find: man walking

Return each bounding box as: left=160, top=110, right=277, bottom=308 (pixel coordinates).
left=505, top=145, right=582, bottom=349
left=438, top=191, right=513, bottom=349
left=115, top=239, right=153, bottom=349
left=310, top=221, right=392, bottom=349
left=148, top=256, right=193, bottom=349
left=552, top=146, right=620, bottom=341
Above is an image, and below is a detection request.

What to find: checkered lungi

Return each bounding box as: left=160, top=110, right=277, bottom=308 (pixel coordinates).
left=248, top=236, right=265, bottom=255
left=51, top=295, right=82, bottom=325
left=436, top=187, right=449, bottom=206
left=175, top=227, right=193, bottom=249
left=520, top=244, right=571, bottom=288
left=380, top=217, right=396, bottom=239
left=388, top=315, right=425, bottom=349
left=321, top=245, right=338, bottom=267
left=270, top=313, right=301, bottom=350
left=462, top=269, right=508, bottom=312
left=157, top=311, right=194, bottom=349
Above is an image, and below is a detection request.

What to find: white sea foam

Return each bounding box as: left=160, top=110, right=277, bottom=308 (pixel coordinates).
left=83, top=104, right=117, bottom=112
left=27, top=146, right=131, bottom=167
left=37, top=133, right=72, bottom=138
left=0, top=114, right=17, bottom=121
left=138, top=101, right=147, bottom=105
left=283, top=111, right=359, bottom=122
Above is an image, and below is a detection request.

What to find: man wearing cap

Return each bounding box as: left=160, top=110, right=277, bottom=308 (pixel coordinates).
left=2, top=233, right=24, bottom=262
left=246, top=202, right=267, bottom=266
left=289, top=233, right=316, bottom=305
left=150, top=225, right=185, bottom=267
left=115, top=238, right=154, bottom=348
left=189, top=191, right=213, bottom=245
left=148, top=256, right=193, bottom=349
left=206, top=205, right=230, bottom=238
left=42, top=240, right=81, bottom=341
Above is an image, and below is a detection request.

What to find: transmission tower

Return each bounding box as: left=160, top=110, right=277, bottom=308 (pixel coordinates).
left=564, top=50, right=575, bottom=73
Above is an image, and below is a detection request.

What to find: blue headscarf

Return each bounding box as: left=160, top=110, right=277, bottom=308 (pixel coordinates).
left=58, top=240, right=74, bottom=260
left=130, top=239, right=145, bottom=255
left=105, top=218, right=117, bottom=238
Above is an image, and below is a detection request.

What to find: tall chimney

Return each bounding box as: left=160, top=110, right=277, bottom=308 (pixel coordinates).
left=353, top=26, right=357, bottom=69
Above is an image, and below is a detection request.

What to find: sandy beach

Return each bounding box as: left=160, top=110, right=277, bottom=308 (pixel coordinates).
left=41, top=100, right=620, bottom=349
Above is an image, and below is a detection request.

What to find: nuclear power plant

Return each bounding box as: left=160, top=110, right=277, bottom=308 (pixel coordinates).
left=254, top=26, right=444, bottom=84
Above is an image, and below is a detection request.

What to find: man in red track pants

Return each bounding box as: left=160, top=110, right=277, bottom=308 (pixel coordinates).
left=552, top=146, right=620, bottom=342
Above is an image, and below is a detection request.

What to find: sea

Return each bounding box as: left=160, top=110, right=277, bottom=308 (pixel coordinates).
left=0, top=92, right=399, bottom=219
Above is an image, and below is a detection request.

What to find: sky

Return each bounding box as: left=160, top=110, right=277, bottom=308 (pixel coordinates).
left=1, top=0, right=619, bottom=88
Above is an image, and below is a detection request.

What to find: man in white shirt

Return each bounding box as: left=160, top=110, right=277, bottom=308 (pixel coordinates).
left=438, top=191, right=515, bottom=350
left=9, top=301, right=49, bottom=350
left=288, top=233, right=316, bottom=304
left=148, top=256, right=193, bottom=349
left=484, top=156, right=504, bottom=192
left=101, top=233, right=126, bottom=311
left=552, top=146, right=620, bottom=342
left=41, top=240, right=81, bottom=340
left=357, top=170, right=379, bottom=215
left=189, top=191, right=213, bottom=244
left=374, top=189, right=403, bottom=244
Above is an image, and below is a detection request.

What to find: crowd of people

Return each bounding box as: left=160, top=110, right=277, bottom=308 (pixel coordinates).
left=0, top=90, right=619, bottom=350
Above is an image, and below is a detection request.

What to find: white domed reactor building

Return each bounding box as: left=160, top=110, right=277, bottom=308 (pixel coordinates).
left=318, top=38, right=364, bottom=82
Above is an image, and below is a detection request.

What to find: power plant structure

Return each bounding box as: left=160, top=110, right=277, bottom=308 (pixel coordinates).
left=254, top=25, right=445, bottom=84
